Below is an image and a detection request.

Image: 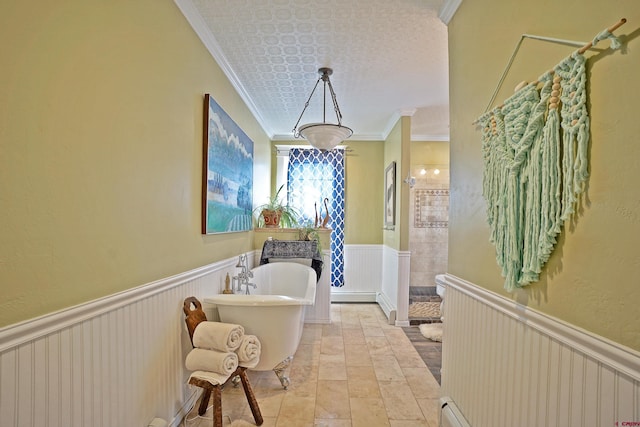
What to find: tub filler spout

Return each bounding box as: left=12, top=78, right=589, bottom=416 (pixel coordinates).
left=233, top=271, right=256, bottom=294
left=233, top=254, right=256, bottom=294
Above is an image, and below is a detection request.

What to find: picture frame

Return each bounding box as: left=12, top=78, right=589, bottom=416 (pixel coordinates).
left=384, top=161, right=396, bottom=229
left=202, top=94, right=254, bottom=234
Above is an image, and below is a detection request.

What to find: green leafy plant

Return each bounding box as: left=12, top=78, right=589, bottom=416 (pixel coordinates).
left=253, top=184, right=300, bottom=228
left=297, top=222, right=323, bottom=254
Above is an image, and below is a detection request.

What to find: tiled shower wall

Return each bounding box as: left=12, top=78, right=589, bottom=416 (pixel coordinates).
left=409, top=166, right=449, bottom=287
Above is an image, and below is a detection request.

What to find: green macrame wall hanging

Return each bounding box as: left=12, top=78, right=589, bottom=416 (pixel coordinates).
left=476, top=19, right=626, bottom=292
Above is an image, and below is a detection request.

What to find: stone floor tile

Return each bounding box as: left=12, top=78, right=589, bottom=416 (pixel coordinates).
left=347, top=378, right=382, bottom=398
left=315, top=380, right=351, bottom=419
left=344, top=344, right=373, bottom=367
left=350, top=397, right=390, bottom=427
left=378, top=381, right=425, bottom=421
left=314, top=418, right=352, bottom=426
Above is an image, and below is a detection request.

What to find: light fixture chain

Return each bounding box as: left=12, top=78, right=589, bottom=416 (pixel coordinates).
left=292, top=77, right=322, bottom=136
left=326, top=78, right=344, bottom=126
left=322, top=78, right=327, bottom=123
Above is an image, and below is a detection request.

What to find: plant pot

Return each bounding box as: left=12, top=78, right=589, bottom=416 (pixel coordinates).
left=298, top=228, right=311, bottom=241
left=261, top=209, right=282, bottom=228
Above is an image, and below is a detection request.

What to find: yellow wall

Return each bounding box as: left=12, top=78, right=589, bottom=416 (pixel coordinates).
left=399, top=116, right=412, bottom=251
left=448, top=1, right=640, bottom=350
left=383, top=120, right=402, bottom=250
left=411, top=141, right=450, bottom=167
left=344, top=141, right=386, bottom=244
left=0, top=0, right=270, bottom=327
left=270, top=140, right=385, bottom=245
left=383, top=116, right=413, bottom=251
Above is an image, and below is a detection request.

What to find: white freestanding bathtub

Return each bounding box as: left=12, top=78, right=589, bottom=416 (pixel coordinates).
left=203, top=262, right=316, bottom=388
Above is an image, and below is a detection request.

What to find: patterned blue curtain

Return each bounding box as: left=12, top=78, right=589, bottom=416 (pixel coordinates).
left=287, top=148, right=345, bottom=287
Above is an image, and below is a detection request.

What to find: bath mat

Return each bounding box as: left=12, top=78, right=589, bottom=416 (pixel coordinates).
left=408, top=301, right=441, bottom=319
left=419, top=323, right=443, bottom=342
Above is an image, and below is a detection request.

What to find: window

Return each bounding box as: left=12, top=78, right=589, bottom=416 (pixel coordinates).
left=280, top=147, right=345, bottom=287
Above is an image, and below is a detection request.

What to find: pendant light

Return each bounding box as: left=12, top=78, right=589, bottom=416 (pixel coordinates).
left=292, top=67, right=353, bottom=151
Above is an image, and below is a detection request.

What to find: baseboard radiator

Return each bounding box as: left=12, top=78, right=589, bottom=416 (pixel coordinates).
left=441, top=274, right=640, bottom=427
left=440, top=397, right=471, bottom=427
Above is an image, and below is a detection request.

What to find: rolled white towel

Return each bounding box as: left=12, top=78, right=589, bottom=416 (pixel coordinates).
left=192, top=321, right=244, bottom=352
left=236, top=335, right=261, bottom=369
left=189, top=370, right=230, bottom=386
left=185, top=348, right=238, bottom=376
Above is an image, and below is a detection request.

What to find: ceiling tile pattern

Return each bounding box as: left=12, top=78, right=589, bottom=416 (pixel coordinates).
left=188, top=0, right=450, bottom=140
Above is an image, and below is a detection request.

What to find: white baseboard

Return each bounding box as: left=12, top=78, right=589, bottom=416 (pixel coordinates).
left=169, top=389, right=201, bottom=427
left=303, top=318, right=331, bottom=324
left=375, top=292, right=396, bottom=325
left=330, top=291, right=378, bottom=302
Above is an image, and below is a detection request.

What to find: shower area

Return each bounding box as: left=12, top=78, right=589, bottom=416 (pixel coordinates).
left=408, top=141, right=450, bottom=323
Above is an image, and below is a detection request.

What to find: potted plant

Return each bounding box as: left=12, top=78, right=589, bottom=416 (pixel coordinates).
left=298, top=222, right=323, bottom=254
left=253, top=184, right=299, bottom=228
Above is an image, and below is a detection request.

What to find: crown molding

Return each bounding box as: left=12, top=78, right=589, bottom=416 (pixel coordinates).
left=411, top=134, right=450, bottom=142
left=438, top=0, right=463, bottom=25
left=272, top=132, right=387, bottom=142
left=398, top=108, right=417, bottom=117
left=174, top=0, right=274, bottom=138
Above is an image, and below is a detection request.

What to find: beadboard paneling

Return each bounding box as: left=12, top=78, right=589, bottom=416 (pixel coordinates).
left=0, top=258, right=238, bottom=427
left=441, top=274, right=640, bottom=427
left=333, top=244, right=382, bottom=300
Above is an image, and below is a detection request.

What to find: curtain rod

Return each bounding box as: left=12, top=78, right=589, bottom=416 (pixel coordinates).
left=476, top=18, right=627, bottom=122
left=274, top=145, right=352, bottom=156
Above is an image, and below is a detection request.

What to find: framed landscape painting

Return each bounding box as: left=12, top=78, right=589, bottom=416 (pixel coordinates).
left=384, top=161, right=396, bottom=229
left=202, top=94, right=254, bottom=234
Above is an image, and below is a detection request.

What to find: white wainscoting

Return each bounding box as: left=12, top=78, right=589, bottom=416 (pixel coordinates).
left=441, top=274, right=640, bottom=427
left=305, top=250, right=332, bottom=324
left=332, top=245, right=382, bottom=302
left=0, top=255, right=247, bottom=427
left=380, top=245, right=398, bottom=314
left=373, top=246, right=411, bottom=327
left=395, top=251, right=411, bottom=327
left=331, top=244, right=410, bottom=326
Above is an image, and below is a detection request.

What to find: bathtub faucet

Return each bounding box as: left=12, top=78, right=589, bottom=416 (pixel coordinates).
left=235, top=271, right=256, bottom=294
left=239, top=277, right=257, bottom=295
left=234, top=254, right=256, bottom=294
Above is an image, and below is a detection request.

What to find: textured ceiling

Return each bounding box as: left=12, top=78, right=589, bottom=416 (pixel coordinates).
left=177, top=0, right=451, bottom=141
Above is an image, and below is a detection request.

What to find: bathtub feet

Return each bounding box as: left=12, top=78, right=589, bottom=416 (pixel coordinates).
left=231, top=375, right=241, bottom=388
left=273, top=356, right=293, bottom=389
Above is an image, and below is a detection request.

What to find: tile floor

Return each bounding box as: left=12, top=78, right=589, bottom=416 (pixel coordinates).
left=406, top=286, right=443, bottom=384
left=183, top=303, right=441, bottom=426
left=401, top=326, right=442, bottom=384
